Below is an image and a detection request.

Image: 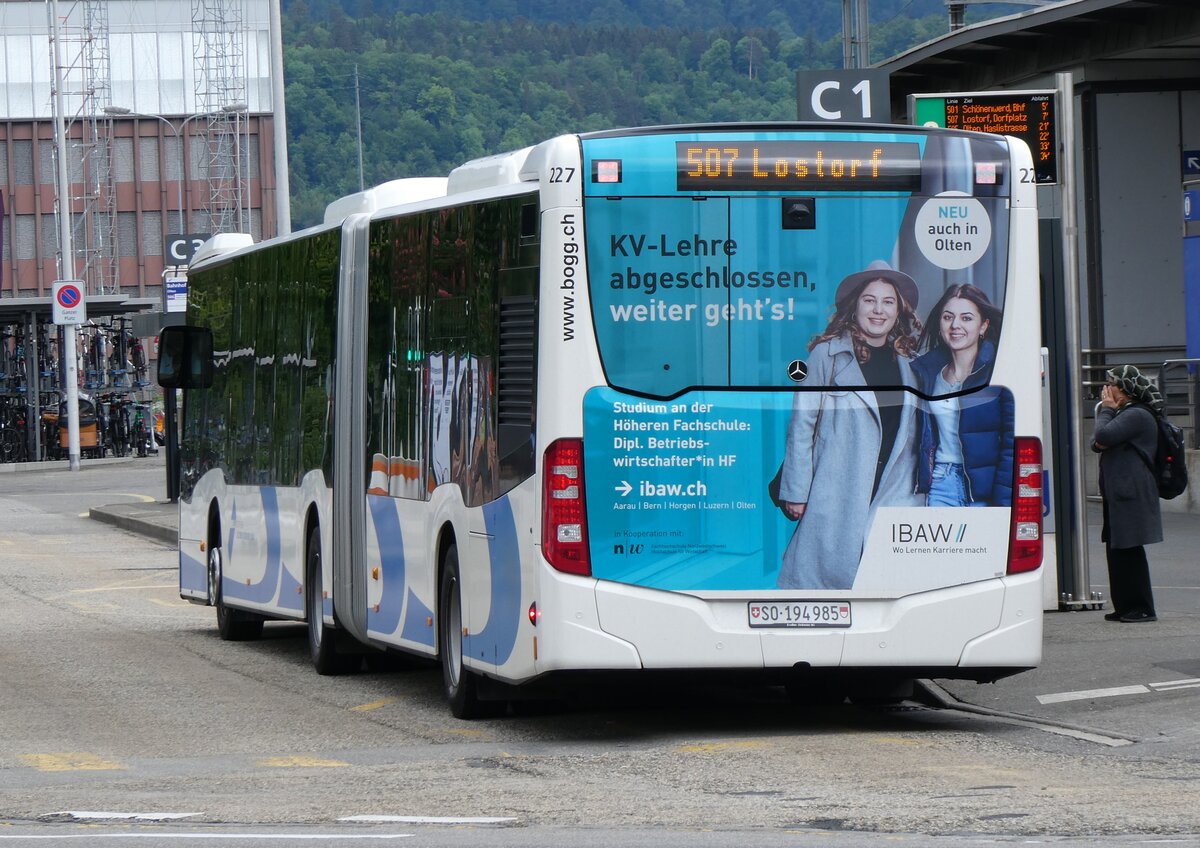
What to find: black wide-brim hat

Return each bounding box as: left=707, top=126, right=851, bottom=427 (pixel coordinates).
left=834, top=259, right=919, bottom=310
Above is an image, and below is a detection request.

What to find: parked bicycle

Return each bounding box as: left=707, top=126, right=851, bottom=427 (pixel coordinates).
left=0, top=396, right=29, bottom=463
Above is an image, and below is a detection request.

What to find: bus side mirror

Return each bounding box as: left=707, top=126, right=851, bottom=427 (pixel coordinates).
left=157, top=325, right=214, bottom=389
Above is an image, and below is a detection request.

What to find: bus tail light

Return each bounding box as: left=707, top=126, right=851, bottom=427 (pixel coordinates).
left=1007, top=437, right=1043, bottom=574
left=542, top=439, right=591, bottom=576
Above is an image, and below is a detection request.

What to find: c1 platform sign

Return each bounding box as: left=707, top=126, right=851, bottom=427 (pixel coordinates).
left=909, top=90, right=1058, bottom=184
left=52, top=280, right=87, bottom=325
left=796, top=70, right=891, bottom=124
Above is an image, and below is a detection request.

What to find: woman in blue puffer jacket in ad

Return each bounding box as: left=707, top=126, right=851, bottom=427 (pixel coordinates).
left=910, top=284, right=1014, bottom=507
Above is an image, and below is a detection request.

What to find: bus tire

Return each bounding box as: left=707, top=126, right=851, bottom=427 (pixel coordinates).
left=211, top=543, right=264, bottom=642
left=306, top=525, right=358, bottom=675
left=438, top=545, right=500, bottom=720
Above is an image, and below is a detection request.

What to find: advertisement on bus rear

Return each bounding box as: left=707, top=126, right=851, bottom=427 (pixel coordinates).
left=580, top=130, right=1019, bottom=594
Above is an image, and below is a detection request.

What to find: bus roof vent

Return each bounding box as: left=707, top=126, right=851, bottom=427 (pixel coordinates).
left=190, top=232, right=255, bottom=267
left=323, top=177, right=449, bottom=225
left=447, top=147, right=534, bottom=194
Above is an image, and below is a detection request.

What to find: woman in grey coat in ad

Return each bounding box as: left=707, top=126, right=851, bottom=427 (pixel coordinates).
left=1092, top=364, right=1164, bottom=623
left=776, top=261, right=924, bottom=590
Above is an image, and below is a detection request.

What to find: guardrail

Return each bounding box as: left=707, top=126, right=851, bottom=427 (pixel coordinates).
left=1080, top=346, right=1185, bottom=403
left=1160, top=359, right=1200, bottom=449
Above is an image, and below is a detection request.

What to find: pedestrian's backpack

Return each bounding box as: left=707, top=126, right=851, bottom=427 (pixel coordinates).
left=1133, top=404, right=1188, bottom=500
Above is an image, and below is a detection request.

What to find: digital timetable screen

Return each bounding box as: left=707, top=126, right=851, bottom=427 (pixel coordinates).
left=911, top=90, right=1057, bottom=184
left=675, top=141, right=923, bottom=192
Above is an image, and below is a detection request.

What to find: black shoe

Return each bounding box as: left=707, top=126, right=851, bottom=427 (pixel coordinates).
left=1119, top=611, right=1157, bottom=623
left=1103, top=611, right=1122, bottom=622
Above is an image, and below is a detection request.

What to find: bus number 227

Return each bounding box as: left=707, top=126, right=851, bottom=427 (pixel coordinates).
left=549, top=166, right=575, bottom=183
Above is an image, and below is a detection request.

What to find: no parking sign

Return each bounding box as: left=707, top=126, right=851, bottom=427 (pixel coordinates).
left=52, top=280, right=87, bottom=325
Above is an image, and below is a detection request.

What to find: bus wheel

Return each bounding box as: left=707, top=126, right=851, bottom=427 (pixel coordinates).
left=438, top=545, right=499, bottom=719
left=206, top=543, right=220, bottom=607
left=211, top=544, right=263, bottom=642
left=306, top=525, right=358, bottom=675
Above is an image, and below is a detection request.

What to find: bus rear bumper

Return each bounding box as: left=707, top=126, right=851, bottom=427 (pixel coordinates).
left=577, top=570, right=1043, bottom=675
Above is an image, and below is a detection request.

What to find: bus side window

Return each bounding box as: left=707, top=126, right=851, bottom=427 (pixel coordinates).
left=497, top=293, right=537, bottom=483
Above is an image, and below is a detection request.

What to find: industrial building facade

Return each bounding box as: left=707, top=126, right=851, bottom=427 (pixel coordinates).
left=0, top=0, right=280, bottom=300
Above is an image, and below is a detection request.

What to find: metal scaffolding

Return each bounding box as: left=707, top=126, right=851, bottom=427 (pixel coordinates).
left=47, top=0, right=117, bottom=296
left=192, top=0, right=248, bottom=235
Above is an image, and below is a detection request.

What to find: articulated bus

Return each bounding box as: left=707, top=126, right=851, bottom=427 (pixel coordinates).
left=159, top=123, right=1043, bottom=718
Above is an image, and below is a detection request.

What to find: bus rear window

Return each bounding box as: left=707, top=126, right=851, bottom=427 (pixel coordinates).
left=585, top=192, right=1010, bottom=396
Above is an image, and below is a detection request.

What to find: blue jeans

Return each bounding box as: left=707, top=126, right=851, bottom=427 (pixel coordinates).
left=927, top=462, right=969, bottom=507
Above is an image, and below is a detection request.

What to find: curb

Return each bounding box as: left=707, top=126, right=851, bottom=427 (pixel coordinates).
left=1, top=455, right=159, bottom=474
left=88, top=506, right=178, bottom=546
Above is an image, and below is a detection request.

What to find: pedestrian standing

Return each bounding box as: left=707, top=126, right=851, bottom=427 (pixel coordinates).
left=1093, top=364, right=1163, bottom=623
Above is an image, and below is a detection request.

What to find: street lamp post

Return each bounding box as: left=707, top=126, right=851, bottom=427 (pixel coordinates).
left=103, top=103, right=246, bottom=503
left=104, top=103, right=248, bottom=239
left=50, top=0, right=82, bottom=471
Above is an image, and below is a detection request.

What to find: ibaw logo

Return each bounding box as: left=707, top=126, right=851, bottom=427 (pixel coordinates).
left=892, top=523, right=967, bottom=544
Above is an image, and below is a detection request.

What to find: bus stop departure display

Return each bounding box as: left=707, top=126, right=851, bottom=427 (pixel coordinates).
left=912, top=91, right=1057, bottom=184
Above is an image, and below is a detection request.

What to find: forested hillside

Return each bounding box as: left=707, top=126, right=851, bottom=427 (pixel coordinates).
left=281, top=0, right=1026, bottom=226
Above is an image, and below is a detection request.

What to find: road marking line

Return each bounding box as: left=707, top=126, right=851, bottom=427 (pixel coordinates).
left=1149, top=678, right=1200, bottom=691
left=110, top=493, right=158, bottom=503
left=340, top=816, right=516, bottom=824
left=258, top=756, right=349, bottom=768
left=867, top=736, right=924, bottom=746
left=48, top=812, right=200, bottom=821
left=1, top=835, right=413, bottom=841
left=66, top=602, right=121, bottom=613
left=1036, top=685, right=1150, bottom=704
left=1037, top=677, right=1200, bottom=704
left=70, top=583, right=175, bottom=594
left=19, top=753, right=126, bottom=772
left=676, top=740, right=768, bottom=754
left=350, top=698, right=398, bottom=712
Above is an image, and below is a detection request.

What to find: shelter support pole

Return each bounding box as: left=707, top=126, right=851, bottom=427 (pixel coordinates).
left=1057, top=71, right=1094, bottom=607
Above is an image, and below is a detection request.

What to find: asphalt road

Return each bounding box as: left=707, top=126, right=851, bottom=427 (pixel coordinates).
left=1, top=457, right=1199, bottom=846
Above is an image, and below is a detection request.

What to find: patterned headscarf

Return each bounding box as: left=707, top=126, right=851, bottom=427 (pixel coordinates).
left=1106, top=364, right=1164, bottom=411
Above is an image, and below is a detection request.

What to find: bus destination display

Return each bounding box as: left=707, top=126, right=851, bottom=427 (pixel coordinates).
left=676, top=141, right=922, bottom=192
left=913, top=91, right=1057, bottom=184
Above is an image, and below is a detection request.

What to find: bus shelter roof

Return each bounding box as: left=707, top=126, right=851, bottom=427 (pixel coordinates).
left=0, top=295, right=159, bottom=325
left=880, top=0, right=1200, bottom=111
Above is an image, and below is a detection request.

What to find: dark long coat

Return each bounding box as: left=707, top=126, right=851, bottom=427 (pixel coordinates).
left=1093, top=403, right=1163, bottom=549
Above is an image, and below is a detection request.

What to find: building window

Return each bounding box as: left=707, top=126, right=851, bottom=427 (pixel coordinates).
left=118, top=212, right=138, bottom=257
left=14, top=140, right=34, bottom=186
left=139, top=136, right=161, bottom=182
left=116, top=137, right=136, bottom=182
left=38, top=140, right=55, bottom=185
left=163, top=136, right=183, bottom=182
left=17, top=215, right=38, bottom=261
left=247, top=134, right=260, bottom=179
left=143, top=211, right=163, bottom=257
left=39, top=214, right=58, bottom=259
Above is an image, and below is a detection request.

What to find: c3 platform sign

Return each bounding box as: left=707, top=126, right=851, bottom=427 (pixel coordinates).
left=52, top=280, right=87, bottom=325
